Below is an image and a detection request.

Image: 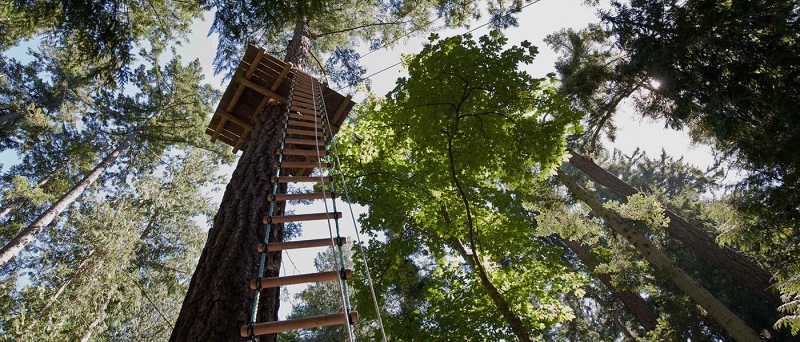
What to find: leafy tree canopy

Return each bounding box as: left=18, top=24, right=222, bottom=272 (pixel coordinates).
left=336, top=31, right=585, bottom=339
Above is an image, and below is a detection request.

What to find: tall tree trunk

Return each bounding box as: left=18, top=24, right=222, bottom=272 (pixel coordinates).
left=79, top=295, right=112, bottom=342
left=567, top=152, right=780, bottom=306
left=0, top=131, right=140, bottom=268
left=0, top=161, right=65, bottom=221
left=0, top=202, right=20, bottom=221
left=171, top=19, right=311, bottom=342
left=556, top=170, right=761, bottom=342
left=170, top=106, right=286, bottom=341
left=561, top=238, right=658, bottom=331
left=28, top=250, right=96, bottom=329
left=450, top=238, right=534, bottom=342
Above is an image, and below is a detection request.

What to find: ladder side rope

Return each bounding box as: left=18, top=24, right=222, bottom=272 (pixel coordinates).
left=247, top=70, right=298, bottom=341
left=320, top=95, right=389, bottom=342
left=311, top=79, right=356, bottom=342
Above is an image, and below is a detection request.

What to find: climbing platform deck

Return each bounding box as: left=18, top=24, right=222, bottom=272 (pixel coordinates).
left=205, top=46, right=355, bottom=177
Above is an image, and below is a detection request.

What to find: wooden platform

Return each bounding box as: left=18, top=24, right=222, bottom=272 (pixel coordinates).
left=205, top=46, right=355, bottom=169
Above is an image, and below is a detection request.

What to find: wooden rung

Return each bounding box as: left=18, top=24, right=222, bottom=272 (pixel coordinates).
left=267, top=192, right=336, bottom=202
left=286, top=128, right=323, bottom=137
left=272, top=176, right=336, bottom=183
left=275, top=161, right=331, bottom=169
left=258, top=237, right=347, bottom=252
left=276, top=149, right=328, bottom=156
left=240, top=311, right=359, bottom=337
left=291, top=106, right=318, bottom=116
left=250, top=269, right=352, bottom=289
left=285, top=120, right=322, bottom=129
left=291, top=101, right=319, bottom=110
left=264, top=212, right=342, bottom=224
left=284, top=138, right=325, bottom=146
left=289, top=112, right=320, bottom=121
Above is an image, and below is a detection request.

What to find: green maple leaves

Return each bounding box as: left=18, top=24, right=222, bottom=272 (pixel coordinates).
left=339, top=31, right=585, bottom=336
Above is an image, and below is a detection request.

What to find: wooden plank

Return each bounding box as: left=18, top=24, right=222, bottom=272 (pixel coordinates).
left=285, top=120, right=323, bottom=129
left=329, top=95, right=352, bottom=129
left=267, top=192, right=336, bottom=202
left=258, top=237, right=346, bottom=253
left=292, top=91, right=315, bottom=102
left=238, top=76, right=288, bottom=103
left=250, top=269, right=352, bottom=289
left=271, top=176, right=336, bottom=183
left=276, top=149, right=327, bottom=156
left=275, top=161, right=331, bottom=169
left=210, top=116, right=227, bottom=143
left=226, top=49, right=265, bottom=113
left=284, top=138, right=325, bottom=146
left=264, top=211, right=342, bottom=224
left=291, top=106, right=318, bottom=116
left=232, top=128, right=252, bottom=154
left=217, top=110, right=254, bottom=131
left=286, top=128, right=323, bottom=137
left=289, top=113, right=320, bottom=122
left=270, top=62, right=293, bottom=91
left=240, top=311, right=359, bottom=337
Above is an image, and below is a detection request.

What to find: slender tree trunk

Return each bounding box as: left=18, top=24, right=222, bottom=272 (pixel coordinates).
left=28, top=251, right=96, bottom=329
left=567, top=152, right=780, bottom=306
left=450, top=238, right=533, bottom=342
left=0, top=203, right=20, bottom=221
left=0, top=131, right=140, bottom=268
left=0, top=161, right=65, bottom=221
left=79, top=295, right=112, bottom=342
left=556, top=170, right=761, bottom=342
left=171, top=19, right=311, bottom=342
left=561, top=238, right=659, bottom=331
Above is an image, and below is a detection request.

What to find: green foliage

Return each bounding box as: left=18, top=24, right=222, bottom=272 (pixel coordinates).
left=0, top=34, right=231, bottom=339
left=1, top=148, right=220, bottom=340
left=601, top=0, right=800, bottom=281
left=335, top=32, right=586, bottom=339
left=1, top=0, right=202, bottom=84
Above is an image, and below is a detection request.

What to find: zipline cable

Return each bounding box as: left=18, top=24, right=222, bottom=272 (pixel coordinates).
left=310, top=78, right=357, bottom=342
left=335, top=0, right=544, bottom=93
left=322, top=106, right=389, bottom=342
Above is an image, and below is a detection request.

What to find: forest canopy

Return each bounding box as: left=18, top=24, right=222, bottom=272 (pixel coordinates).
left=1, top=0, right=798, bottom=340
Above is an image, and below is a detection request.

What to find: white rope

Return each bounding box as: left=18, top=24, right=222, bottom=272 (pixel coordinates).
left=309, top=77, right=356, bottom=342
left=322, top=97, right=389, bottom=342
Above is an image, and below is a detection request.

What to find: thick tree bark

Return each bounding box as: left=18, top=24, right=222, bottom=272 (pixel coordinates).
left=556, top=170, right=761, bottom=342
left=0, top=131, right=140, bottom=268
left=171, top=19, right=312, bottom=342
left=450, top=238, right=533, bottom=342
left=561, top=238, right=658, bottom=331
left=170, top=106, right=286, bottom=341
left=567, top=151, right=780, bottom=306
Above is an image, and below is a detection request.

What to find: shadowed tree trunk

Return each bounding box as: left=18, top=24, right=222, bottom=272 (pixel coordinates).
left=170, top=20, right=311, bottom=341
left=556, top=169, right=761, bottom=341
left=561, top=238, right=659, bottom=331
left=450, top=237, right=534, bottom=342
left=567, top=151, right=780, bottom=306
left=0, top=130, right=140, bottom=268
left=0, top=111, right=23, bottom=126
